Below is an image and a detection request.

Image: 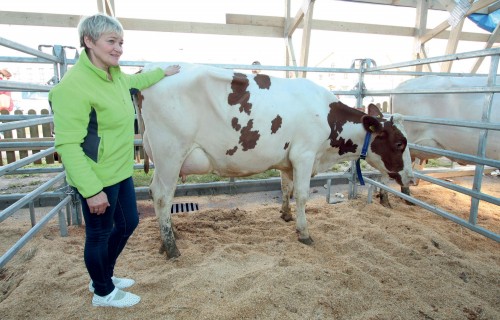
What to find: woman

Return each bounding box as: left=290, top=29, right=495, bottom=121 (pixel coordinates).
left=49, top=13, right=180, bottom=308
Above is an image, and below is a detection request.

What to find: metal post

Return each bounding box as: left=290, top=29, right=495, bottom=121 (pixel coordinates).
left=367, top=182, right=375, bottom=204
left=66, top=186, right=82, bottom=226
left=347, top=59, right=371, bottom=199
left=326, top=178, right=331, bottom=203
left=469, top=54, right=499, bottom=224
left=58, top=208, right=68, bottom=237
left=347, top=163, right=357, bottom=199
left=29, top=201, right=36, bottom=227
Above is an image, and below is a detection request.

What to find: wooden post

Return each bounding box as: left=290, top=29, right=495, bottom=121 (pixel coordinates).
left=1, top=109, right=16, bottom=163
left=28, top=109, right=42, bottom=164
left=41, top=108, right=55, bottom=164
left=14, top=110, right=29, bottom=159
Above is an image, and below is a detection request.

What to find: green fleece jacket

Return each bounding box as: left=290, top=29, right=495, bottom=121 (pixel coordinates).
left=49, top=50, right=165, bottom=198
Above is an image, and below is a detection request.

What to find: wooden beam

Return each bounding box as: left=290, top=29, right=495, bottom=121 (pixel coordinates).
left=299, top=0, right=315, bottom=77
left=119, top=17, right=283, bottom=37
left=441, top=19, right=465, bottom=72
left=227, top=14, right=498, bottom=42
left=336, top=0, right=448, bottom=10
left=284, top=0, right=313, bottom=37
left=487, top=1, right=500, bottom=13
left=420, top=0, right=498, bottom=44
left=105, top=0, right=116, bottom=17
left=414, top=0, right=430, bottom=72
left=1, top=11, right=498, bottom=42
left=0, top=11, right=82, bottom=28
left=0, top=12, right=283, bottom=38
left=284, top=0, right=296, bottom=78
left=471, top=22, right=500, bottom=73
left=285, top=37, right=299, bottom=77
left=420, top=20, right=451, bottom=44
left=469, top=0, right=500, bottom=14
left=97, top=0, right=115, bottom=16
left=226, top=14, right=283, bottom=28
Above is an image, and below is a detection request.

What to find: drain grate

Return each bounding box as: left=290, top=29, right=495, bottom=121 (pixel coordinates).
left=171, top=202, right=199, bottom=214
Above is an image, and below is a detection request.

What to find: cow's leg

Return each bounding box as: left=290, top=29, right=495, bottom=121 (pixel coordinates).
left=279, top=169, right=294, bottom=222
left=398, top=158, right=426, bottom=205
left=412, top=158, right=426, bottom=186
left=378, top=176, right=392, bottom=208
left=149, top=171, right=181, bottom=259
left=145, top=133, right=187, bottom=259
left=291, top=155, right=315, bottom=245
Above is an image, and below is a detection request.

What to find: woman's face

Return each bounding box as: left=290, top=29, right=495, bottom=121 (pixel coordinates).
left=85, top=32, right=123, bottom=71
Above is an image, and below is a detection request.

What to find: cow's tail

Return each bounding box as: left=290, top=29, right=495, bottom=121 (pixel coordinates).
left=131, top=88, right=150, bottom=174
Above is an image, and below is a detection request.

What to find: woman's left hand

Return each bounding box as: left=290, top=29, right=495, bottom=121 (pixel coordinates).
left=164, top=65, right=181, bottom=76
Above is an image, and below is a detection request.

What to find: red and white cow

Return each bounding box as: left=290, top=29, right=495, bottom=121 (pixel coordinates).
left=137, top=62, right=414, bottom=259
left=391, top=75, right=500, bottom=197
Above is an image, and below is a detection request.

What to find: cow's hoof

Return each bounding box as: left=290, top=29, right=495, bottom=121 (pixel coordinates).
left=159, top=243, right=181, bottom=259
left=280, top=212, right=293, bottom=222
left=380, top=199, right=392, bottom=209
left=378, top=193, right=392, bottom=208
left=298, top=237, right=314, bottom=245
left=159, top=243, right=166, bottom=254
left=166, top=248, right=181, bottom=260
left=400, top=187, right=415, bottom=206
left=165, top=244, right=181, bottom=259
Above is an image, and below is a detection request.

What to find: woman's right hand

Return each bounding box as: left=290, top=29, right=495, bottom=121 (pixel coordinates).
left=86, top=191, right=110, bottom=215
left=164, top=65, right=181, bottom=76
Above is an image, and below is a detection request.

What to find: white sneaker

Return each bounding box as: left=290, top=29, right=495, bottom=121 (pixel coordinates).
left=92, top=287, right=141, bottom=308
left=89, top=276, right=135, bottom=293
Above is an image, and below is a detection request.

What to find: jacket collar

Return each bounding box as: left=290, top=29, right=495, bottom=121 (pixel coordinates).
left=79, top=49, right=121, bottom=81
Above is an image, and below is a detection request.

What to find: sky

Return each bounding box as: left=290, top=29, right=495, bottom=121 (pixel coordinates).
left=0, top=0, right=495, bottom=85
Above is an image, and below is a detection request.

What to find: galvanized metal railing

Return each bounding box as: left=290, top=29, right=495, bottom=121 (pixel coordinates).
left=0, top=38, right=75, bottom=269
left=353, top=51, right=500, bottom=243
left=1, top=36, right=499, bottom=271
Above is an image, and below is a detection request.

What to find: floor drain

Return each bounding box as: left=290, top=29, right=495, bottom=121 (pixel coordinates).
left=171, top=202, right=199, bottom=214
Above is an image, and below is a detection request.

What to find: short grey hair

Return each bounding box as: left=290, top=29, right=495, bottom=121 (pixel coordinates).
left=78, top=13, right=124, bottom=48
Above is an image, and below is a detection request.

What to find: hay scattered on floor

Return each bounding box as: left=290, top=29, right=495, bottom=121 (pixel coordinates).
left=1, top=176, right=499, bottom=319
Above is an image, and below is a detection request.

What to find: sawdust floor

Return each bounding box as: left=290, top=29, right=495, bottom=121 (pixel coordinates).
left=0, top=175, right=499, bottom=320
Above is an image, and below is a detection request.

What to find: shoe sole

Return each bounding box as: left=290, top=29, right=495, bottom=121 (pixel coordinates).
left=92, top=298, right=141, bottom=308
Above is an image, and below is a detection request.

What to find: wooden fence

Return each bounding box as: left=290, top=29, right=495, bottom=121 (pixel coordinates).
left=0, top=108, right=58, bottom=165
left=0, top=108, right=147, bottom=166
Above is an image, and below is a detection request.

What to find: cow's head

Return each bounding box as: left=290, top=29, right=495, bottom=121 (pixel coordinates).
left=363, top=104, right=414, bottom=187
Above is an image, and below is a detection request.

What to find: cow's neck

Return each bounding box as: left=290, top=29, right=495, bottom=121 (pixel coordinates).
left=327, top=102, right=368, bottom=160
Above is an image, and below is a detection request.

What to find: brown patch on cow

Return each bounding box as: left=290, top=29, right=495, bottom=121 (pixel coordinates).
left=370, top=120, right=407, bottom=174
left=284, top=142, right=290, bottom=150
left=271, top=115, right=282, bottom=134
left=327, top=101, right=363, bottom=155
left=226, top=146, right=238, bottom=156
left=228, top=73, right=252, bottom=115
left=254, top=74, right=271, bottom=89
left=239, top=119, right=260, bottom=151
left=136, top=91, right=144, bottom=103
left=231, top=117, right=241, bottom=131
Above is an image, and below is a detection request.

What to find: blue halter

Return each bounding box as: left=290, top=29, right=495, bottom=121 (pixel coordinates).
left=355, top=132, right=372, bottom=186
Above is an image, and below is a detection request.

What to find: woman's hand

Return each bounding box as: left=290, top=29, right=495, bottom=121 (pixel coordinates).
left=164, top=65, right=181, bottom=76
left=86, top=191, right=110, bottom=215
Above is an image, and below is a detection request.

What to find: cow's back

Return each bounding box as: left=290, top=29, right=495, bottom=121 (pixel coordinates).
left=140, top=62, right=336, bottom=176
left=392, top=75, right=500, bottom=161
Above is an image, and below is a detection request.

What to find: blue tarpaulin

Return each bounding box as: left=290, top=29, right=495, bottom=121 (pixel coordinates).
left=468, top=9, right=500, bottom=33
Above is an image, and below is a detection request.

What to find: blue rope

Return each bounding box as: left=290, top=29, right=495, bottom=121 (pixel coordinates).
left=355, top=132, right=371, bottom=186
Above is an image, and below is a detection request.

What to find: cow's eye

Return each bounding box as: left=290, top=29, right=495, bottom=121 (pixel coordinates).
left=396, top=141, right=406, bottom=151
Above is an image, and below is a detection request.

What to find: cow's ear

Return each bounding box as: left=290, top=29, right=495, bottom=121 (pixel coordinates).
left=361, top=115, right=382, bottom=133
left=367, top=103, right=383, bottom=119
